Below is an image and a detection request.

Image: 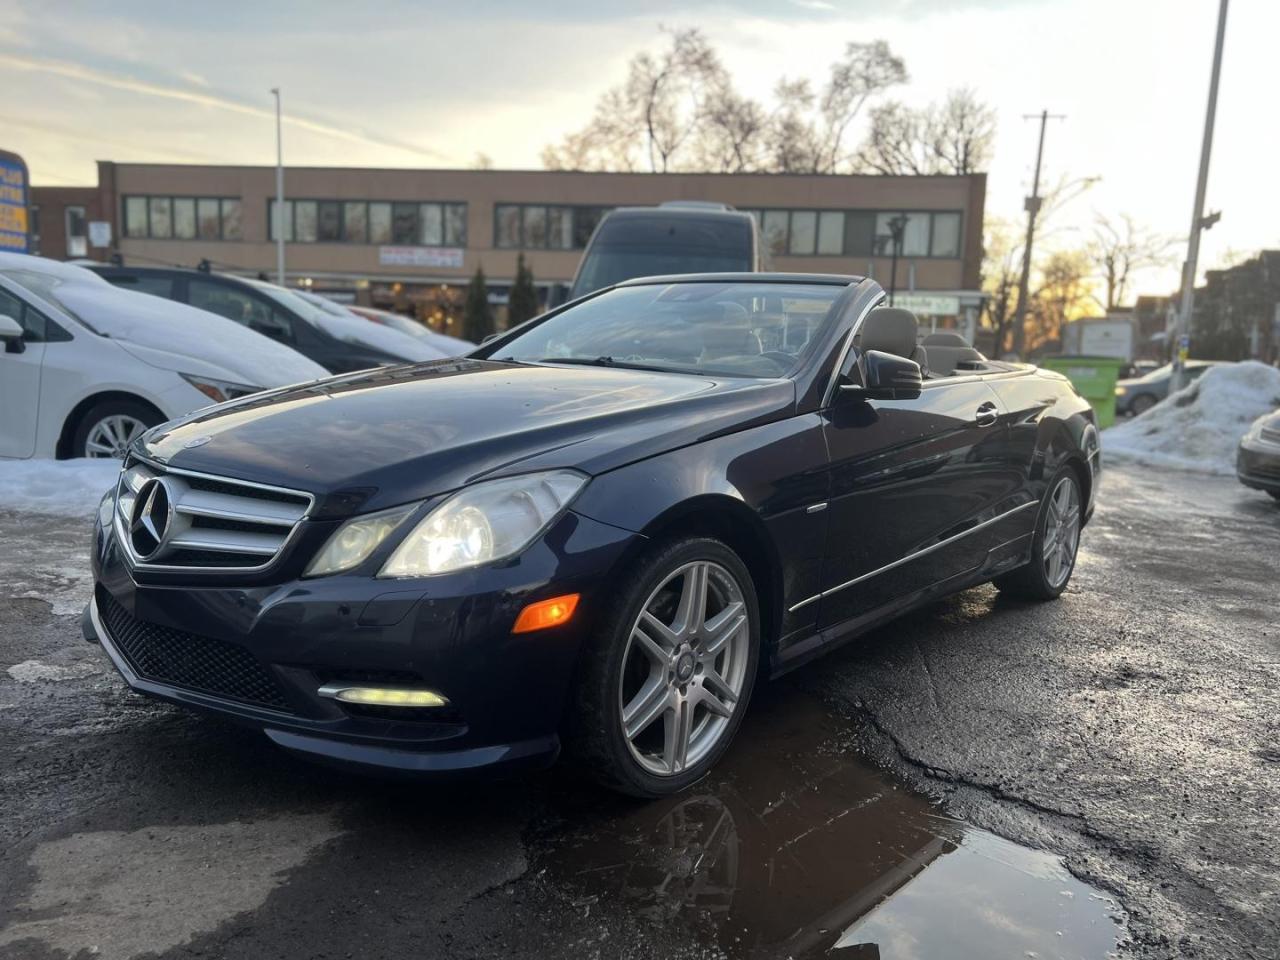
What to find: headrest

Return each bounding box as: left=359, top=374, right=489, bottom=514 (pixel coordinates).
left=861, top=307, right=920, bottom=360
left=924, top=332, right=970, bottom=347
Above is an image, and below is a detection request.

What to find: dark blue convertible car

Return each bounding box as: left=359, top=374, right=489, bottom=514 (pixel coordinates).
left=86, top=274, right=1099, bottom=796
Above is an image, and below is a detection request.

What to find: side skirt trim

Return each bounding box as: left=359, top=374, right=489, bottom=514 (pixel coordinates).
left=787, top=499, right=1040, bottom=613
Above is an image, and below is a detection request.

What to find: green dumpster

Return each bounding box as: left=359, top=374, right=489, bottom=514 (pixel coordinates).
left=1039, top=355, right=1127, bottom=428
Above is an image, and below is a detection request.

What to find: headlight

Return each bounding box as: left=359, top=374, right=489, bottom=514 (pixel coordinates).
left=181, top=373, right=263, bottom=404
left=1114, top=386, right=1126, bottom=397
left=380, top=470, right=586, bottom=578
left=304, top=504, right=417, bottom=577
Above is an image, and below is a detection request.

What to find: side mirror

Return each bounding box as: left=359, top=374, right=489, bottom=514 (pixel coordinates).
left=840, top=349, right=922, bottom=401
left=0, top=314, right=25, bottom=354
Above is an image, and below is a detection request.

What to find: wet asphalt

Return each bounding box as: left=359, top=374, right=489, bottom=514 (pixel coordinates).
left=0, top=463, right=1276, bottom=960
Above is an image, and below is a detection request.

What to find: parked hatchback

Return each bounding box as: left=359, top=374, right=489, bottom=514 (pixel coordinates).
left=91, top=266, right=440, bottom=373
left=0, top=254, right=326, bottom=459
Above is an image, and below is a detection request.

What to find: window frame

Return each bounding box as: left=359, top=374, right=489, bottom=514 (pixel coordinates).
left=121, top=195, right=242, bottom=242
left=493, top=202, right=613, bottom=251
left=267, top=198, right=468, bottom=246
left=745, top=207, right=965, bottom=260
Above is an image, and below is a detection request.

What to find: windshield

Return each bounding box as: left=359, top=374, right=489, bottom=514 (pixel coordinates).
left=0, top=267, right=96, bottom=331
left=570, top=215, right=753, bottom=298
left=489, top=282, right=843, bottom=378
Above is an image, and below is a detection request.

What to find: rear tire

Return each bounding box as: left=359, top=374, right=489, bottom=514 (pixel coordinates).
left=567, top=536, right=760, bottom=798
left=71, top=399, right=163, bottom=460
left=995, top=466, right=1083, bottom=601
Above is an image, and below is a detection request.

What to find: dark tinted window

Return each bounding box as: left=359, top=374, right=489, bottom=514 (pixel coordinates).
left=0, top=286, right=70, bottom=343
left=571, top=215, right=753, bottom=298
left=188, top=279, right=294, bottom=343
left=103, top=273, right=175, bottom=299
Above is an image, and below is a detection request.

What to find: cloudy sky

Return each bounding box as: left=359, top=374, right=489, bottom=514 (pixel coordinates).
left=2, top=0, right=1275, bottom=294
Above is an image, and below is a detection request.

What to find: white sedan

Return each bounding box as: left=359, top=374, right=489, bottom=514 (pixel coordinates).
left=0, top=254, right=327, bottom=460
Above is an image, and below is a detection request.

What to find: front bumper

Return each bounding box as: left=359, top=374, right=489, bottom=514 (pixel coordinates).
left=88, top=507, right=641, bottom=778
left=1237, top=436, right=1280, bottom=493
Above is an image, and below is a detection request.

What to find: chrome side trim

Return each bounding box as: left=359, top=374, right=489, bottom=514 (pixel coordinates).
left=787, top=499, right=1041, bottom=613
left=805, top=502, right=829, bottom=514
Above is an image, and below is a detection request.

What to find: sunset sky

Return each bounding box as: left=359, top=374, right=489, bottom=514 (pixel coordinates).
left=2, top=0, right=1275, bottom=295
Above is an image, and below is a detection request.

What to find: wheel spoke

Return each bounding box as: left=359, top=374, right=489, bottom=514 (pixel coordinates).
left=663, top=695, right=694, bottom=773
left=701, top=668, right=738, bottom=714
left=700, top=601, right=745, bottom=659
left=623, top=677, right=670, bottom=741
left=634, top=616, right=675, bottom=665
left=672, top=563, right=709, bottom=638
left=86, top=440, right=115, bottom=456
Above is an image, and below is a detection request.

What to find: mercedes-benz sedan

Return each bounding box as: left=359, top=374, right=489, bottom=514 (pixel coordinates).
left=86, top=274, right=1099, bottom=797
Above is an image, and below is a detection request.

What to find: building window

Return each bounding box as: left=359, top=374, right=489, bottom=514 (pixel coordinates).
left=342, top=202, right=366, bottom=243
left=122, top=195, right=242, bottom=241
left=317, top=201, right=341, bottom=242
left=124, top=197, right=147, bottom=239
left=148, top=197, right=172, bottom=239
left=817, top=211, right=844, bottom=255
left=495, top=203, right=612, bottom=250
left=294, top=200, right=318, bottom=243
left=173, top=198, right=196, bottom=240
left=198, top=198, right=223, bottom=240
left=749, top=207, right=963, bottom=259
left=269, top=199, right=467, bottom=246
left=930, top=212, right=961, bottom=257
left=369, top=203, right=392, bottom=245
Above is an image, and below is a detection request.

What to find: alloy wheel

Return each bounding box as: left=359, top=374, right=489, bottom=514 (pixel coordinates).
left=1042, top=475, right=1081, bottom=589
left=618, top=560, right=751, bottom=777
left=84, top=415, right=148, bottom=459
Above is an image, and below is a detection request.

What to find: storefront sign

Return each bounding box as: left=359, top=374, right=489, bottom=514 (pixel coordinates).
left=378, top=246, right=464, bottom=269
left=0, top=149, right=30, bottom=253
left=88, top=221, right=113, bottom=248
left=892, top=293, right=961, bottom=316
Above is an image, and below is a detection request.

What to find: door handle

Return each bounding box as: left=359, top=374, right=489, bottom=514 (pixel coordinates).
left=974, top=402, right=999, bottom=427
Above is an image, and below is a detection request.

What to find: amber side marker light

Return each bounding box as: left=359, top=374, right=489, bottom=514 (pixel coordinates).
left=512, top=593, right=580, bottom=634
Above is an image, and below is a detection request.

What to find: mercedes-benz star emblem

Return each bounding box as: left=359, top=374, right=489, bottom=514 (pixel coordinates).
left=129, top=477, right=174, bottom=560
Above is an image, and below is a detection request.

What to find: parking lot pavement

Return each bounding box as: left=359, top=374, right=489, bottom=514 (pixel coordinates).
left=0, top=463, right=1275, bottom=960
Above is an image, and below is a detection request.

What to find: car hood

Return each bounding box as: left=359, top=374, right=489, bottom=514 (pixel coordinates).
left=140, top=359, right=795, bottom=514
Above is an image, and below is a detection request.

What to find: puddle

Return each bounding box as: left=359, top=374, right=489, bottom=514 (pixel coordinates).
left=537, top=684, right=1124, bottom=959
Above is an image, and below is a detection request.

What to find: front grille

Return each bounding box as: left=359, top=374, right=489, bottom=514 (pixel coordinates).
left=97, top=587, right=293, bottom=712
left=114, top=459, right=312, bottom=572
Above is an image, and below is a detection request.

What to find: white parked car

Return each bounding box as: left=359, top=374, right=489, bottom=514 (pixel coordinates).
left=0, top=254, right=328, bottom=460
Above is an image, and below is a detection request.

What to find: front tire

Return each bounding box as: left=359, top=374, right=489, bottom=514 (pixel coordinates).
left=995, top=467, right=1083, bottom=601
left=569, top=537, right=760, bottom=798
left=71, top=399, right=163, bottom=459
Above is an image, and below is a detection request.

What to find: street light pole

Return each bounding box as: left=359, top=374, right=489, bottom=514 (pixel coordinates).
left=271, top=87, right=285, bottom=286
left=887, top=214, right=907, bottom=307
left=1011, top=109, right=1065, bottom=359
left=1170, top=0, right=1229, bottom=394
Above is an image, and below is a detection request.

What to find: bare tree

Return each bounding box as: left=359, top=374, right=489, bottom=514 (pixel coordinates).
left=1088, top=214, right=1176, bottom=310
left=543, top=30, right=906, bottom=175
left=1027, top=249, right=1095, bottom=352
left=981, top=219, right=1022, bottom=356
left=855, top=88, right=995, bottom=175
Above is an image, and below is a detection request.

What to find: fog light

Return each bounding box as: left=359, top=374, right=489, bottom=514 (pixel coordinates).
left=317, top=684, right=448, bottom=708
left=512, top=593, right=580, bottom=633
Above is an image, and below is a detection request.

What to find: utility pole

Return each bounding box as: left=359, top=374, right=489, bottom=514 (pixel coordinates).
left=271, top=87, right=286, bottom=286
left=887, top=214, right=907, bottom=307
left=1010, top=110, right=1064, bottom=358
left=1170, top=0, right=1229, bottom=393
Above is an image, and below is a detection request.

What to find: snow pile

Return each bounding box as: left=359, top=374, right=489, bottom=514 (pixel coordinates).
left=1104, top=361, right=1280, bottom=475
left=0, top=458, right=119, bottom=517
left=7, top=659, right=100, bottom=683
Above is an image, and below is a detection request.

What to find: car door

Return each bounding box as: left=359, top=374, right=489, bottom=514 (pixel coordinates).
left=815, top=376, right=1019, bottom=631
left=0, top=283, right=47, bottom=458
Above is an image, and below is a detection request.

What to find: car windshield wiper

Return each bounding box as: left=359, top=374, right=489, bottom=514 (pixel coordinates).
left=525, top=356, right=683, bottom=374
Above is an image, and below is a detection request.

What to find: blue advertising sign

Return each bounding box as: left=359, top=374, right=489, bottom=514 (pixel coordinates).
left=0, top=149, right=31, bottom=253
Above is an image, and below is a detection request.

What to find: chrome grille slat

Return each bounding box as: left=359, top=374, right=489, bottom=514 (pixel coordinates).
left=167, top=529, right=284, bottom=556
left=113, top=458, right=314, bottom=573
left=173, top=487, right=306, bottom=526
